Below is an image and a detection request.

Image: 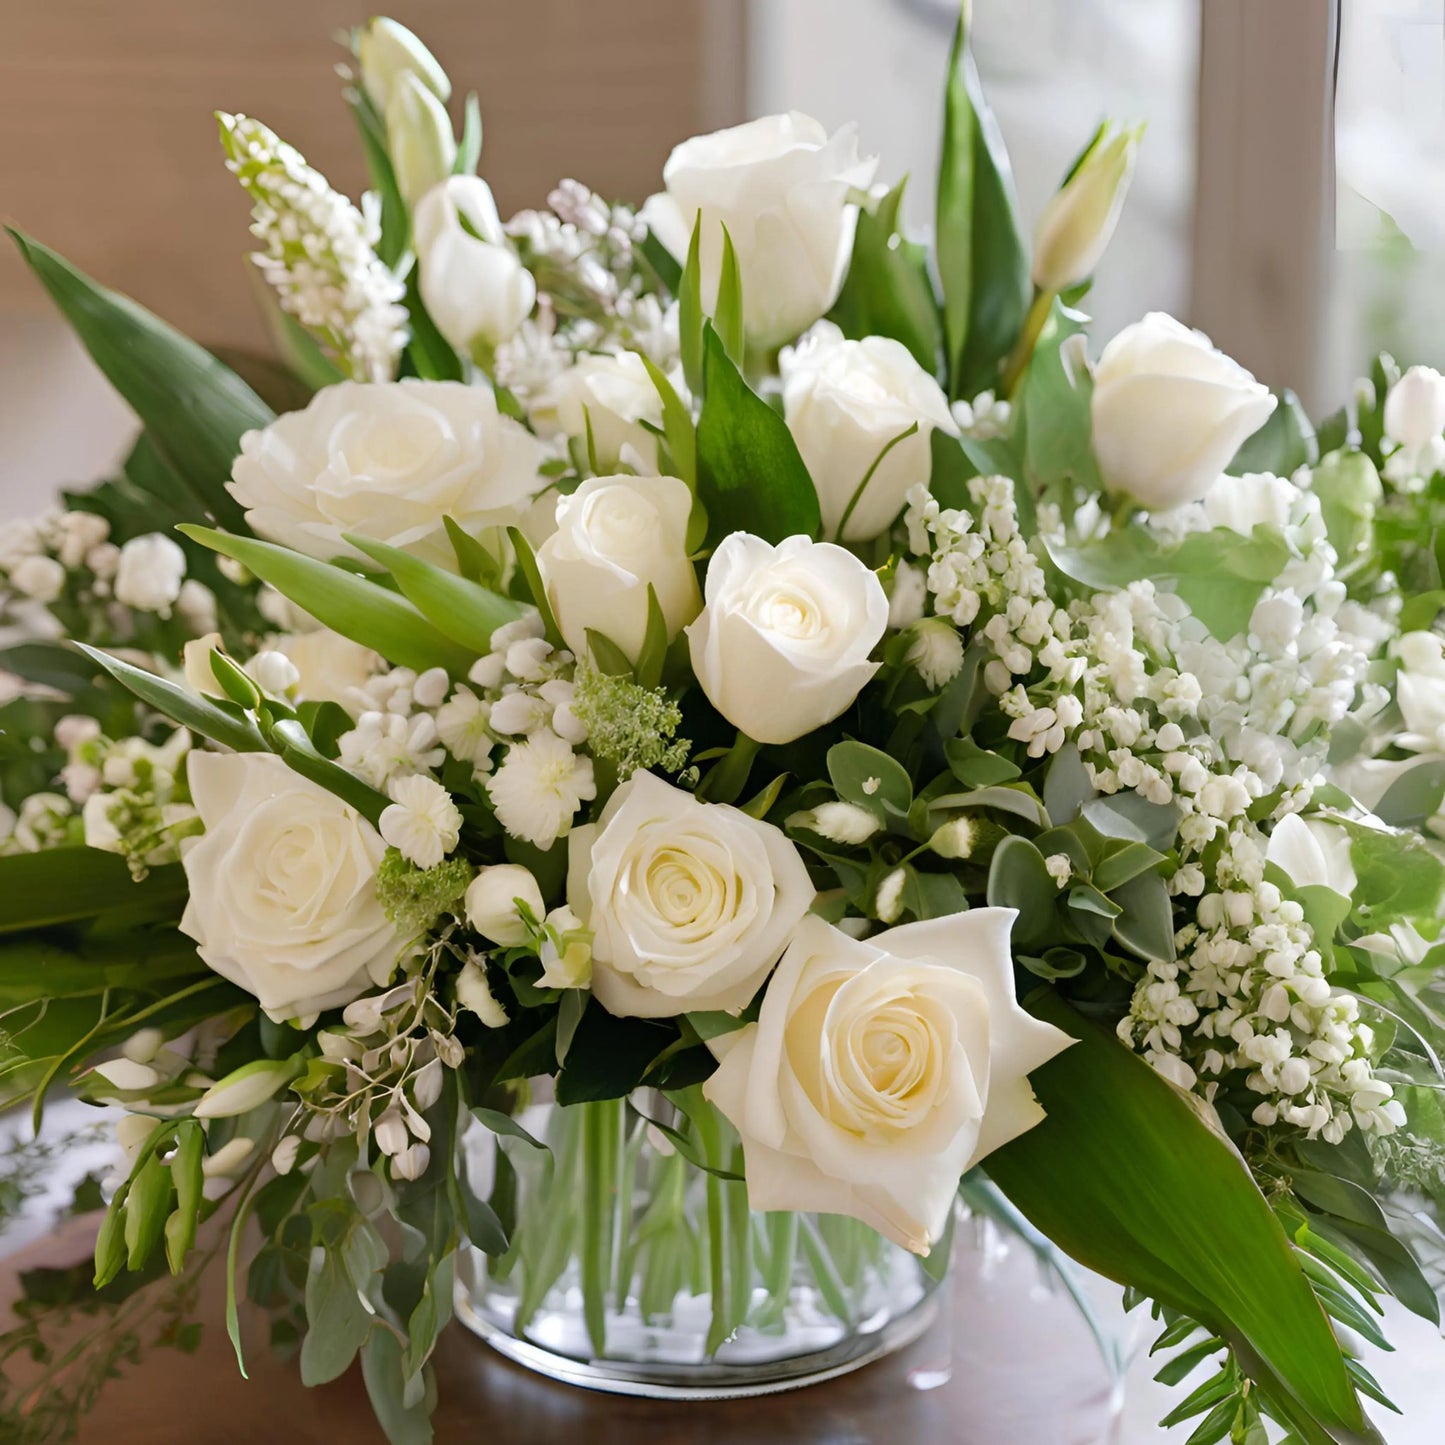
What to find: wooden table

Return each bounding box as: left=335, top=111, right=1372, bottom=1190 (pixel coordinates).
left=0, top=1214, right=1000, bottom=1445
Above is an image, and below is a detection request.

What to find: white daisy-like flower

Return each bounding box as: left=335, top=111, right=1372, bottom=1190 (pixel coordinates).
left=487, top=731, right=596, bottom=848
left=338, top=712, right=444, bottom=789
left=435, top=687, right=494, bottom=769
left=379, top=774, right=463, bottom=870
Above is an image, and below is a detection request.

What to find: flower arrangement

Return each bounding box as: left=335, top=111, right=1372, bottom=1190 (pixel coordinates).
left=1, top=11, right=1443, bottom=1441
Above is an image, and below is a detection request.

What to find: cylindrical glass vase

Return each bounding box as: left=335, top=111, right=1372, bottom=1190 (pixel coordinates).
left=454, top=1089, right=947, bottom=1399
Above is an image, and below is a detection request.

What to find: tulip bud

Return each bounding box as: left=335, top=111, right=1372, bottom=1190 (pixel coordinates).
left=1383, top=365, right=1445, bottom=449
left=357, top=16, right=451, bottom=114
left=464, top=863, right=544, bottom=946
left=414, top=177, right=537, bottom=359
left=1032, top=122, right=1142, bottom=294
left=192, top=1058, right=298, bottom=1119
left=387, top=71, right=457, bottom=210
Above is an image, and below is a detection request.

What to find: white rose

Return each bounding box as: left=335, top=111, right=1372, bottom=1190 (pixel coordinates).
left=641, top=112, right=877, bottom=350
left=465, top=863, right=545, bottom=947
left=686, top=533, right=888, bottom=745
left=178, top=753, right=404, bottom=1021
left=1267, top=814, right=1358, bottom=899
left=781, top=322, right=957, bottom=541
left=1394, top=631, right=1445, bottom=753
left=415, top=177, right=536, bottom=359
left=702, top=910, right=1072, bottom=1253
left=113, top=534, right=187, bottom=614
left=538, top=475, right=701, bottom=665
left=1090, top=312, right=1277, bottom=511
left=533, top=351, right=666, bottom=474
left=1031, top=122, right=1141, bottom=293
left=228, top=380, right=548, bottom=568
left=272, top=628, right=379, bottom=713
left=9, top=555, right=66, bottom=604
left=568, top=771, right=814, bottom=1017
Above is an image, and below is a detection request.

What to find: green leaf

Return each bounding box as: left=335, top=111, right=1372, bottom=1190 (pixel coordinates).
left=0, top=849, right=187, bottom=934
left=985, top=995, right=1377, bottom=1442
left=639, top=227, right=683, bottom=296
left=77, top=645, right=267, bottom=755
left=470, top=1106, right=549, bottom=1154
left=555, top=999, right=675, bottom=1105
left=715, top=224, right=745, bottom=369
left=935, top=17, right=1029, bottom=399
left=637, top=351, right=697, bottom=490
left=179, top=527, right=475, bottom=674
left=1310, top=451, right=1382, bottom=578
left=506, top=526, right=564, bottom=650
left=986, top=836, right=1062, bottom=950
left=1041, top=742, right=1094, bottom=825
left=695, top=323, right=821, bottom=546
left=345, top=533, right=523, bottom=654
left=1228, top=389, right=1318, bottom=476
left=123, top=1152, right=172, bottom=1271
left=400, top=262, right=464, bottom=382
left=1016, top=300, right=1100, bottom=495
left=634, top=585, right=670, bottom=691
left=1370, top=759, right=1445, bottom=831
left=1092, top=840, right=1167, bottom=894
left=455, top=93, right=483, bottom=176
left=300, top=1228, right=381, bottom=1385
left=10, top=230, right=266, bottom=532
left=361, top=1327, right=436, bottom=1445
left=584, top=628, right=635, bottom=679
left=679, top=218, right=705, bottom=398
left=1110, top=869, right=1177, bottom=963
left=348, top=90, right=408, bottom=269
left=443, top=515, right=503, bottom=586
left=268, top=718, right=390, bottom=826
left=828, top=176, right=942, bottom=373
left=828, top=740, right=912, bottom=821
left=944, top=735, right=1020, bottom=786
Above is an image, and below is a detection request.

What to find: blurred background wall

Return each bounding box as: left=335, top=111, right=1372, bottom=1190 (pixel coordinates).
left=0, top=0, right=1435, bottom=519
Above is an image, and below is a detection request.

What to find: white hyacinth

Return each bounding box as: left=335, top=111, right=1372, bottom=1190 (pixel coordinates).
left=218, top=112, right=408, bottom=382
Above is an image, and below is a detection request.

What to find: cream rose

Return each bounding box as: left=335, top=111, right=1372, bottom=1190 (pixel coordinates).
left=703, top=910, right=1072, bottom=1253
left=641, top=112, right=878, bottom=351
left=228, top=379, right=549, bottom=568
left=686, top=532, right=888, bottom=745
left=781, top=321, right=958, bottom=541
left=1090, top=312, right=1276, bottom=511
left=415, top=177, right=536, bottom=359
left=533, top=351, right=666, bottom=474
left=538, top=475, right=701, bottom=665
left=179, top=753, right=405, bottom=1022
left=568, top=771, right=814, bottom=1017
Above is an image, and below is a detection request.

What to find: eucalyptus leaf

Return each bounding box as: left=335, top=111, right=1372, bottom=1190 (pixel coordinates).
left=827, top=740, right=912, bottom=820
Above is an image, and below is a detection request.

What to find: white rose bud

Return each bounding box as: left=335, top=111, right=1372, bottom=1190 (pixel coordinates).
left=534, top=351, right=668, bottom=475
left=249, top=650, right=301, bottom=698
left=1383, top=365, right=1445, bottom=448
left=179, top=753, right=405, bottom=1021
left=415, top=177, right=536, bottom=359
left=464, top=863, right=544, bottom=946
left=781, top=322, right=958, bottom=542
left=538, top=475, right=701, bottom=665
left=1090, top=313, right=1276, bottom=511
left=10, top=555, right=66, bottom=604
left=702, top=911, right=1072, bottom=1254
left=640, top=112, right=878, bottom=350
left=113, top=533, right=187, bottom=614
left=568, top=772, right=814, bottom=1017
left=357, top=16, right=450, bottom=114
left=687, top=533, right=888, bottom=745
left=1031, top=122, right=1141, bottom=293
left=387, top=71, right=456, bottom=210
left=229, top=380, right=548, bottom=568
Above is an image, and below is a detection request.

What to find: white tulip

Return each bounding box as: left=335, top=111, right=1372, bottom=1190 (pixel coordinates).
left=228, top=379, right=548, bottom=568
left=179, top=753, right=405, bottom=1021
left=702, top=910, right=1072, bottom=1254
left=533, top=351, right=667, bottom=474
left=641, top=112, right=877, bottom=350
left=538, top=474, right=701, bottom=665
left=387, top=71, right=456, bottom=211
left=1267, top=814, right=1358, bottom=899
left=464, top=863, right=544, bottom=946
left=687, top=533, right=888, bottom=745
left=357, top=16, right=450, bottom=114
left=414, top=177, right=536, bottom=359
left=1383, top=365, right=1445, bottom=448
left=1394, top=631, right=1445, bottom=753
left=113, top=534, right=188, bottom=614
left=1032, top=122, right=1141, bottom=293
left=1090, top=312, right=1276, bottom=511
left=781, top=322, right=957, bottom=541
left=568, top=772, right=814, bottom=1017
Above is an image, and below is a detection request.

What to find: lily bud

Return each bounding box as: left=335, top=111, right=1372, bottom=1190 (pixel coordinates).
left=357, top=16, right=450, bottom=114
left=193, top=1058, right=298, bottom=1119
left=1031, top=122, right=1142, bottom=293
left=387, top=71, right=457, bottom=211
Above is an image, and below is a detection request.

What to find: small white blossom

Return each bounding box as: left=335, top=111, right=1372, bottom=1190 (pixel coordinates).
left=487, top=731, right=596, bottom=848
left=379, top=774, right=463, bottom=869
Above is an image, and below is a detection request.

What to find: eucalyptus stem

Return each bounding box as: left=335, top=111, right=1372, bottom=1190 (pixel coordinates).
left=999, top=286, right=1055, bottom=398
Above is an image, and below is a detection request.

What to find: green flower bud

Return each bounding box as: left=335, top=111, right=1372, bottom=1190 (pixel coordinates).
left=387, top=70, right=457, bottom=211
left=357, top=16, right=451, bottom=113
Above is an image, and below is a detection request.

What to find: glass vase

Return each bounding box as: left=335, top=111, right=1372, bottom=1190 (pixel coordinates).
left=454, top=1088, right=947, bottom=1399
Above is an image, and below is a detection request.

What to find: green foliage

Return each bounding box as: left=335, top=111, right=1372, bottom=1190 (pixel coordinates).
left=571, top=666, right=691, bottom=779
left=935, top=15, right=1029, bottom=399
left=1227, top=388, right=1319, bottom=477
left=376, top=850, right=474, bottom=939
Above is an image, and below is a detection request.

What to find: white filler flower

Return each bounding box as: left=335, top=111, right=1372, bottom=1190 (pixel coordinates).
left=379, top=774, right=463, bottom=870
left=487, top=732, right=596, bottom=848
left=703, top=910, right=1072, bottom=1254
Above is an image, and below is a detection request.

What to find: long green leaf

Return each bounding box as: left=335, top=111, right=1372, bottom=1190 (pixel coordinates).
left=695, top=323, right=821, bottom=547
left=345, top=534, right=522, bottom=654
left=679, top=219, right=705, bottom=399
left=985, top=995, right=1378, bottom=1442
left=178, top=528, right=475, bottom=675
left=9, top=230, right=267, bottom=531
left=935, top=17, right=1030, bottom=399
left=0, top=851, right=187, bottom=935
left=76, top=644, right=267, bottom=756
